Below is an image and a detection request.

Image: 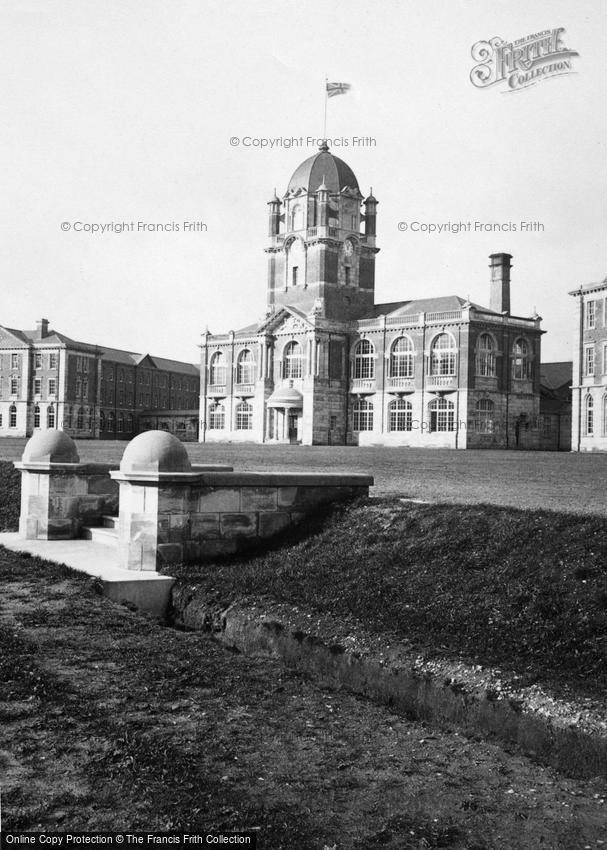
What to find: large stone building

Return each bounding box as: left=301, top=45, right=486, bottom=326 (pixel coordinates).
left=570, top=278, right=607, bottom=450
left=0, top=319, right=199, bottom=440
left=199, top=143, right=544, bottom=448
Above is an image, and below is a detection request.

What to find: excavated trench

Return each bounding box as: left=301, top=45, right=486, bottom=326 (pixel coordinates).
left=168, top=586, right=607, bottom=781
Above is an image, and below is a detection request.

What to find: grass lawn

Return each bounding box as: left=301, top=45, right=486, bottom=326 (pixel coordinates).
left=170, top=498, right=607, bottom=703
left=1, top=438, right=607, bottom=513
left=2, top=547, right=607, bottom=847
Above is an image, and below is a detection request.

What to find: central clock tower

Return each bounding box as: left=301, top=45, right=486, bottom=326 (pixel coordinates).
left=265, top=142, right=379, bottom=321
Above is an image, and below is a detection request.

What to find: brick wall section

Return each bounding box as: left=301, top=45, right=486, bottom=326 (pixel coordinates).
left=111, top=470, right=373, bottom=571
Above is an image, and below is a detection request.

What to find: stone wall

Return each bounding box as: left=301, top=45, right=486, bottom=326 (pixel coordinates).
left=111, top=470, right=372, bottom=571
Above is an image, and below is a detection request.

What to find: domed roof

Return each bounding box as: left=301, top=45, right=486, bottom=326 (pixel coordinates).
left=120, top=431, right=192, bottom=474
left=22, top=430, right=80, bottom=464
left=267, top=386, right=304, bottom=408
left=286, top=143, right=359, bottom=196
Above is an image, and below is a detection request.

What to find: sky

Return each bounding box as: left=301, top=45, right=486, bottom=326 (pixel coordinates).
left=1, top=0, right=605, bottom=364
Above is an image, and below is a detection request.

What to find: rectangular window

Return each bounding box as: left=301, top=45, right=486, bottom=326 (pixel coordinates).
left=603, top=344, right=607, bottom=375
left=585, top=345, right=595, bottom=376
left=11, top=354, right=19, bottom=369
left=48, top=379, right=56, bottom=396
left=76, top=378, right=82, bottom=397
left=34, top=378, right=41, bottom=395
left=586, top=300, right=596, bottom=329
left=292, top=266, right=298, bottom=287
left=49, top=353, right=57, bottom=369
left=34, top=353, right=42, bottom=369
left=83, top=379, right=88, bottom=398
left=10, top=378, right=18, bottom=395
left=0, top=413, right=3, bottom=427
left=344, top=266, right=351, bottom=286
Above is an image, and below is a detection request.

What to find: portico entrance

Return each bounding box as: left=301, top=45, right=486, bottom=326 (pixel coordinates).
left=266, top=384, right=304, bottom=443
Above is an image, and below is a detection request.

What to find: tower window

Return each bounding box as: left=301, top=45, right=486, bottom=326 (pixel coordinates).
left=344, top=267, right=351, bottom=286
left=292, top=266, right=299, bottom=287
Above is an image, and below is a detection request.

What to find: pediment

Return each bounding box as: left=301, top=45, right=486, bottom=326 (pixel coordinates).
left=0, top=326, right=28, bottom=347
left=258, top=306, right=314, bottom=335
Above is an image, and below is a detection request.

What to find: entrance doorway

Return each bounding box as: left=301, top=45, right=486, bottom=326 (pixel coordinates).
left=288, top=412, right=299, bottom=444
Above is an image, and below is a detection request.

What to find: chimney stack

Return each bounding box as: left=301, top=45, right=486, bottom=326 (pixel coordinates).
left=489, top=253, right=512, bottom=314
left=35, top=318, right=49, bottom=339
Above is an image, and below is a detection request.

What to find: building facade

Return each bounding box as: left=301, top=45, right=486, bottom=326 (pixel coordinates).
left=539, top=361, right=572, bottom=451
left=570, top=279, right=607, bottom=451
left=0, top=319, right=199, bottom=440
left=200, top=143, right=543, bottom=448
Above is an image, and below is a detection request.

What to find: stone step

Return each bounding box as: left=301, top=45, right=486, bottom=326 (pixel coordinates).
left=81, top=526, right=118, bottom=547
left=102, top=515, right=119, bottom=529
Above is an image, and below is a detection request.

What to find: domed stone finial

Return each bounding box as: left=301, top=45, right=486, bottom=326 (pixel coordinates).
left=22, top=430, right=80, bottom=464
left=120, top=431, right=192, bottom=474
left=319, top=140, right=329, bottom=152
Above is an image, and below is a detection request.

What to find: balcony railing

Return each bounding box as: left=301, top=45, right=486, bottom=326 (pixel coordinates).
left=234, top=383, right=255, bottom=395
left=426, top=375, right=458, bottom=388
left=208, top=384, right=227, bottom=395
left=386, top=377, right=415, bottom=390
left=350, top=378, right=375, bottom=392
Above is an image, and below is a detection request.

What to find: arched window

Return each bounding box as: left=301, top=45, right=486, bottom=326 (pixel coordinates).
left=290, top=204, right=304, bottom=231
left=33, top=405, right=41, bottom=428
left=77, top=407, right=84, bottom=429
left=429, top=397, right=455, bottom=432
left=235, top=400, right=253, bottom=430
left=388, top=398, right=412, bottom=431
left=236, top=349, right=255, bottom=384
left=47, top=404, right=55, bottom=429
left=117, top=413, right=124, bottom=433
left=209, top=352, right=226, bottom=386
left=475, top=398, right=494, bottom=433
left=353, top=339, right=375, bottom=380
left=512, top=338, right=531, bottom=380
left=9, top=404, right=17, bottom=428
left=100, top=411, right=105, bottom=432
left=430, top=333, right=457, bottom=376
left=353, top=399, right=373, bottom=431
left=585, top=395, right=594, bottom=436
left=208, top=402, right=225, bottom=430
left=389, top=337, right=414, bottom=378
left=476, top=333, right=496, bottom=377
left=282, top=341, right=303, bottom=379
left=108, top=411, right=115, bottom=432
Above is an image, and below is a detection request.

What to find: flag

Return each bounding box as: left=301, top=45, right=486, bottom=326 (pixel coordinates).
left=326, top=81, right=351, bottom=98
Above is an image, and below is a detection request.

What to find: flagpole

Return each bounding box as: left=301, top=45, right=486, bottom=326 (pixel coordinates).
left=323, top=75, right=328, bottom=141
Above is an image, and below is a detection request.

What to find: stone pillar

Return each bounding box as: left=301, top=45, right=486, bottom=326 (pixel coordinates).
left=111, top=430, right=233, bottom=571
left=15, top=431, right=118, bottom=540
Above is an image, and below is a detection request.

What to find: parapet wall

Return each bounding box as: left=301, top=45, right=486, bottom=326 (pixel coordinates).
left=111, top=470, right=372, bottom=570
left=15, top=430, right=373, bottom=572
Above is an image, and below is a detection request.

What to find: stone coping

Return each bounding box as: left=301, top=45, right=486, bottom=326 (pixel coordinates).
left=110, top=470, right=374, bottom=487
left=14, top=461, right=117, bottom=474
